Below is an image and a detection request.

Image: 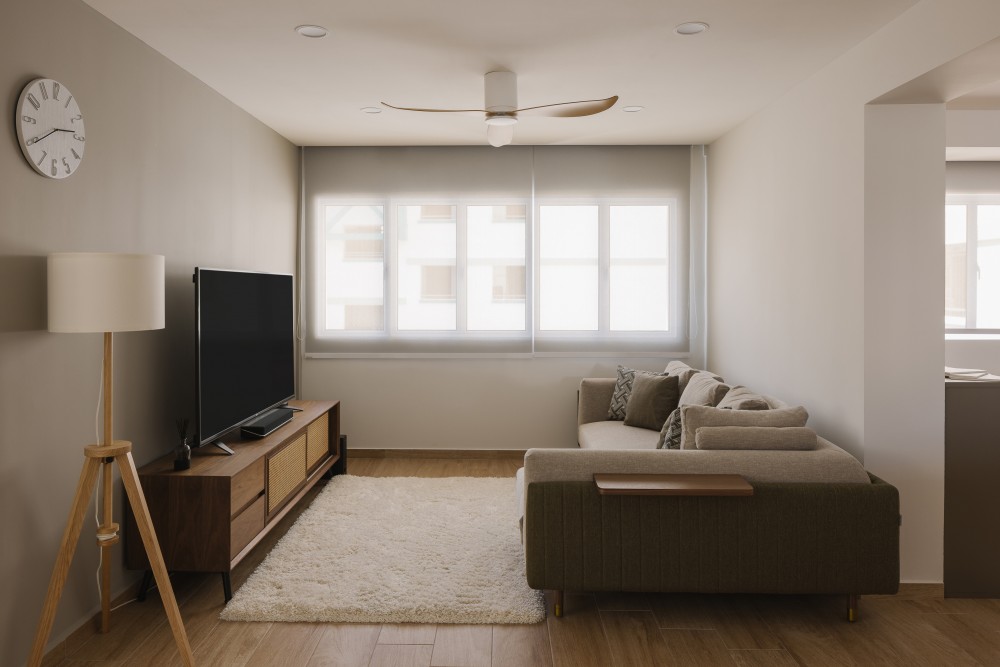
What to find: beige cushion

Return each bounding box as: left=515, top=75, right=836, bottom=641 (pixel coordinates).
left=717, top=386, right=770, bottom=411
left=578, top=421, right=660, bottom=450
left=624, top=374, right=679, bottom=431
left=695, top=426, right=818, bottom=451
left=680, top=404, right=809, bottom=449
left=678, top=372, right=730, bottom=408
left=664, top=361, right=723, bottom=394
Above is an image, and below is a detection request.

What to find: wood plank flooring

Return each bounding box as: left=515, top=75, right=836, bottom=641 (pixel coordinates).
left=42, top=456, right=1000, bottom=667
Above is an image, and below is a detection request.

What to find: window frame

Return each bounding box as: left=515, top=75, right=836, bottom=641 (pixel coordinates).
left=946, top=194, right=1000, bottom=335
left=311, top=195, right=682, bottom=356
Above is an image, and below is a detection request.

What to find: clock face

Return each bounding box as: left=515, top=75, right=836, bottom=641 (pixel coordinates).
left=16, top=78, right=85, bottom=179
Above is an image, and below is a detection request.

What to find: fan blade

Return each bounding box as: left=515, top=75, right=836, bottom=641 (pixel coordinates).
left=487, top=123, right=515, bottom=148
left=515, top=95, right=619, bottom=118
left=381, top=102, right=486, bottom=114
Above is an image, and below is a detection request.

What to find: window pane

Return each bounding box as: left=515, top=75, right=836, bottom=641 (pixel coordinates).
left=977, top=205, right=1000, bottom=328
left=468, top=205, right=526, bottom=331
left=539, top=205, right=598, bottom=330
left=610, top=205, right=669, bottom=331
left=945, top=204, right=967, bottom=328
left=324, top=205, right=384, bottom=331
left=398, top=204, right=456, bottom=330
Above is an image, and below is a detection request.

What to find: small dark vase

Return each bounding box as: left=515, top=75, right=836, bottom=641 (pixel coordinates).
left=174, top=437, right=192, bottom=471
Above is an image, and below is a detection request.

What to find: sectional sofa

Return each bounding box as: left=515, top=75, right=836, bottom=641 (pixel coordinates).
left=517, top=362, right=900, bottom=621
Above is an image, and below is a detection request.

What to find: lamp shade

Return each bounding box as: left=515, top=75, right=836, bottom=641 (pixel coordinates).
left=48, top=253, right=165, bottom=333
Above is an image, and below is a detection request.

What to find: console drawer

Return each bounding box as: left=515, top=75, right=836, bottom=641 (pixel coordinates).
left=231, top=493, right=265, bottom=559
left=231, top=458, right=265, bottom=516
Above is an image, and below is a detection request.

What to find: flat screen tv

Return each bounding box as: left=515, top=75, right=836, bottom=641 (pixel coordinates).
left=195, top=267, right=295, bottom=447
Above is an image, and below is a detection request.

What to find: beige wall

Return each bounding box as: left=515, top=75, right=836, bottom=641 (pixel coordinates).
left=708, top=0, right=1000, bottom=582
left=0, top=0, right=298, bottom=663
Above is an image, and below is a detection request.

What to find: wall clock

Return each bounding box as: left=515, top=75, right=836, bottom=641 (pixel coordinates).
left=15, top=78, right=86, bottom=179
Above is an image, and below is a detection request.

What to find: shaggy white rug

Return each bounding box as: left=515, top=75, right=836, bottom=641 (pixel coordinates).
left=220, top=475, right=545, bottom=624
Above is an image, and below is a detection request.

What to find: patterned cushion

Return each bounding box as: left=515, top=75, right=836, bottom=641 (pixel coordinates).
left=656, top=407, right=683, bottom=449
left=607, top=366, right=666, bottom=420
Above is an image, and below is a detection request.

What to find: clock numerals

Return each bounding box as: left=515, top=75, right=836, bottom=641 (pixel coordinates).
left=73, top=133, right=85, bottom=142
left=27, top=93, right=40, bottom=110
left=26, top=136, right=38, bottom=146
left=64, top=95, right=73, bottom=109
left=35, top=150, right=48, bottom=167
left=62, top=158, right=71, bottom=175
left=50, top=158, right=58, bottom=177
left=70, top=114, right=82, bottom=124
left=22, top=115, right=36, bottom=124
left=71, top=148, right=81, bottom=160
left=52, top=82, right=60, bottom=101
left=38, top=81, right=48, bottom=100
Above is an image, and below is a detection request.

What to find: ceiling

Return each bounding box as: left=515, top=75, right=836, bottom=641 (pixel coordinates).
left=83, top=0, right=918, bottom=147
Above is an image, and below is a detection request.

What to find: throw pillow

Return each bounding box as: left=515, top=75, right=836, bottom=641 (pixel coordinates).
left=678, top=372, right=730, bottom=408
left=717, top=385, right=771, bottom=411
left=679, top=404, right=809, bottom=449
left=607, top=366, right=666, bottom=420
left=694, top=426, right=818, bottom=451
left=664, top=361, right=723, bottom=394
left=623, top=374, right=680, bottom=431
left=656, top=407, right=683, bottom=449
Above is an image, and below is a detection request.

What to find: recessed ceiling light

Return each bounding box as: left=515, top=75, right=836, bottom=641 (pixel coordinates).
left=361, top=107, right=382, bottom=114
left=295, top=25, right=328, bottom=38
left=675, top=21, right=709, bottom=36
left=623, top=106, right=644, bottom=113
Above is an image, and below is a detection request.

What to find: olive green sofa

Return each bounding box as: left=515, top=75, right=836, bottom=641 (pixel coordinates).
left=517, top=370, right=901, bottom=621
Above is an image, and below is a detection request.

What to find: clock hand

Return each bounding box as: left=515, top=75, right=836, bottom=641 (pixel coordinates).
left=28, top=128, right=59, bottom=145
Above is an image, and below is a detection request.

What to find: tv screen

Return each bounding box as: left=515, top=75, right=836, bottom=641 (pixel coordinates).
left=196, top=268, right=295, bottom=446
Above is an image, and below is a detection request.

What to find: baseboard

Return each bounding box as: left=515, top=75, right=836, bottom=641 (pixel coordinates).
left=348, top=449, right=527, bottom=460
left=41, top=574, right=146, bottom=664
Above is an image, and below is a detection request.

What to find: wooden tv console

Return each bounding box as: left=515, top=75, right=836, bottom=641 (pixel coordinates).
left=125, top=400, right=340, bottom=600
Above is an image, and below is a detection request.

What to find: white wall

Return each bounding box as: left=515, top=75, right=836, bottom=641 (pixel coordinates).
left=863, top=103, right=945, bottom=583
left=708, top=0, right=1000, bottom=582
left=0, top=1, right=298, bottom=663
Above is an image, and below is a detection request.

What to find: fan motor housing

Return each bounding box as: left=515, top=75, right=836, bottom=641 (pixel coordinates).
left=485, top=71, right=517, bottom=112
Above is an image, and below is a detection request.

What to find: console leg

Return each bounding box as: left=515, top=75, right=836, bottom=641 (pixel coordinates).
left=137, top=570, right=153, bottom=602
left=847, top=594, right=860, bottom=622
left=222, top=572, right=233, bottom=602
left=553, top=590, right=564, bottom=618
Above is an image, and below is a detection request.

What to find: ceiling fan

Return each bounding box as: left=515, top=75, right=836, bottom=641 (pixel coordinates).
left=381, top=71, right=618, bottom=147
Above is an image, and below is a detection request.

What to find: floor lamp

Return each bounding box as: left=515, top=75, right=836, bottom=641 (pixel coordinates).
left=29, top=253, right=195, bottom=667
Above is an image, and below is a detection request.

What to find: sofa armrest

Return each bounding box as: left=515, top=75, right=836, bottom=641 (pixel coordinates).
left=523, top=439, right=872, bottom=485
left=578, top=378, right=616, bottom=426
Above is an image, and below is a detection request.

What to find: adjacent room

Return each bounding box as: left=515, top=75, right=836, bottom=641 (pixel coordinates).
left=4, top=0, right=1000, bottom=665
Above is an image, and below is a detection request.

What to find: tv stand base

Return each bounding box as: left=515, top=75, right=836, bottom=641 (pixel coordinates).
left=211, top=440, right=235, bottom=455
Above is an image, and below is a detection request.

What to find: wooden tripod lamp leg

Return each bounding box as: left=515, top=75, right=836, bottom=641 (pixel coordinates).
left=28, top=456, right=103, bottom=667
left=117, top=449, right=195, bottom=666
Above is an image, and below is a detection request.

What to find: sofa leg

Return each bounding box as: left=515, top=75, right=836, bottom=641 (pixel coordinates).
left=847, top=594, right=859, bottom=622
left=553, top=590, right=564, bottom=618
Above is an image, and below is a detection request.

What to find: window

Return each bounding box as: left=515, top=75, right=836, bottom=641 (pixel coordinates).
left=305, top=145, right=692, bottom=356
left=946, top=196, right=1000, bottom=331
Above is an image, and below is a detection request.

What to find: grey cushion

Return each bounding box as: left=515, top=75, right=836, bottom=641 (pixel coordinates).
left=678, top=372, right=730, bottom=408
left=680, top=404, right=809, bottom=449
left=695, top=426, right=818, bottom=450
left=624, top=374, right=679, bottom=431
left=717, top=385, right=771, bottom=411
left=579, top=421, right=660, bottom=450
left=655, top=407, right=683, bottom=449
left=607, top=366, right=666, bottom=420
